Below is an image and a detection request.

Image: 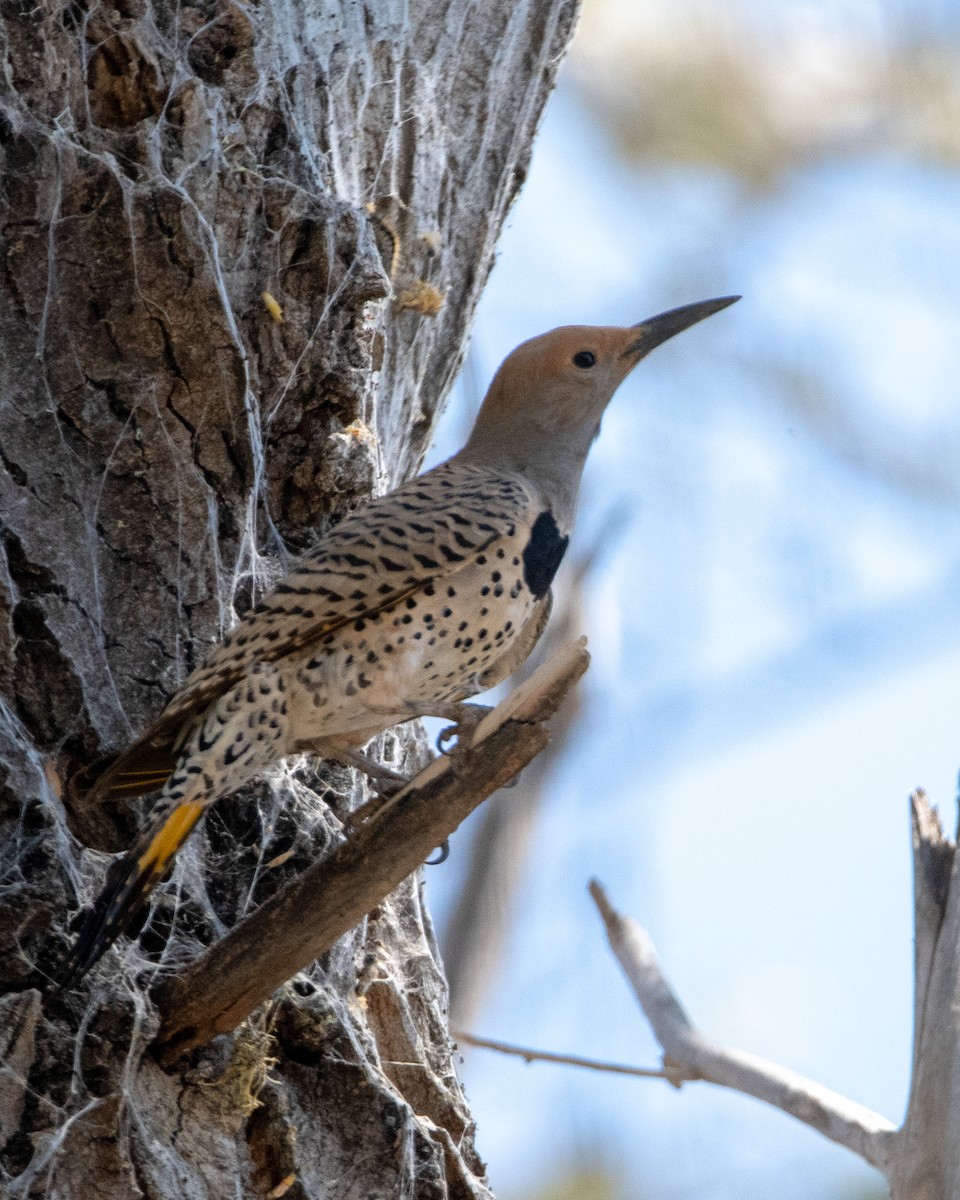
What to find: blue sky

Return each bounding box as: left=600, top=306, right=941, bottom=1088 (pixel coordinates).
left=423, top=12, right=960, bottom=1196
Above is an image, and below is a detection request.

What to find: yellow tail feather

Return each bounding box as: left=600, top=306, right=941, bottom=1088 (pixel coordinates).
left=59, top=797, right=209, bottom=987
left=137, top=800, right=206, bottom=876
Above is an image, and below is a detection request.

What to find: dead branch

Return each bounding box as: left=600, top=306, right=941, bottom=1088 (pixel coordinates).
left=588, top=879, right=899, bottom=1176
left=153, top=640, right=590, bottom=1062
left=453, top=1030, right=667, bottom=1079
left=894, top=791, right=960, bottom=1198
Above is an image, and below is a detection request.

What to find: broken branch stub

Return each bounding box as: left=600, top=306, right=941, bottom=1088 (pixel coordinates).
left=153, top=638, right=590, bottom=1062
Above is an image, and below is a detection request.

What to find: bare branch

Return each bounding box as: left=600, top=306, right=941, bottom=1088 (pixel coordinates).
left=152, top=640, right=590, bottom=1062
left=453, top=1030, right=668, bottom=1079
left=588, top=879, right=899, bottom=1176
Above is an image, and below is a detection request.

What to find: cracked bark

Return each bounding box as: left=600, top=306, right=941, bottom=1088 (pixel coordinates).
left=0, top=1, right=580, bottom=1196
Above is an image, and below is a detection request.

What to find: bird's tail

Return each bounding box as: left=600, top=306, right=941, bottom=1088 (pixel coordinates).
left=60, top=797, right=206, bottom=987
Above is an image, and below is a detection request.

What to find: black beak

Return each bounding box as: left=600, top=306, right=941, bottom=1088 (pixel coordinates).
left=621, top=296, right=740, bottom=363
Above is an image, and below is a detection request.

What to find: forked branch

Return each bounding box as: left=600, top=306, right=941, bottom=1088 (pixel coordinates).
left=589, top=879, right=899, bottom=1176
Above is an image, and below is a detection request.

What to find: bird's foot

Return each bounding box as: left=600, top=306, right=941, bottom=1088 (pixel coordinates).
left=426, top=840, right=450, bottom=865
left=430, top=702, right=492, bottom=755
left=367, top=699, right=492, bottom=756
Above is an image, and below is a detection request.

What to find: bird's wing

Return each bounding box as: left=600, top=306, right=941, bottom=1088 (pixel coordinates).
left=81, top=462, right=536, bottom=803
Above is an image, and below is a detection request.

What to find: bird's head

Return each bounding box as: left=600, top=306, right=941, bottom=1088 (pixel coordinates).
left=458, top=296, right=739, bottom=513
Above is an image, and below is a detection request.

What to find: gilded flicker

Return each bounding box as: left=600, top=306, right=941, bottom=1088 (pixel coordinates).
left=62, top=295, right=738, bottom=983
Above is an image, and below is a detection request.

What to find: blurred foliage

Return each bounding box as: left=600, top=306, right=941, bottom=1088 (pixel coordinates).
left=511, top=1158, right=888, bottom=1200
left=749, top=355, right=960, bottom=506
left=513, top=1160, right=628, bottom=1200
left=572, top=0, right=960, bottom=188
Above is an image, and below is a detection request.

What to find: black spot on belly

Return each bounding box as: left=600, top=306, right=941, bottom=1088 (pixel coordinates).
left=522, top=511, right=569, bottom=599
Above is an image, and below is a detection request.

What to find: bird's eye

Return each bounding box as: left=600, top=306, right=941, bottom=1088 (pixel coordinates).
left=572, top=350, right=596, bottom=369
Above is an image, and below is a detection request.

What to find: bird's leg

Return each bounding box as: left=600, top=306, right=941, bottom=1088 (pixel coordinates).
left=381, top=699, right=493, bottom=754
left=325, top=747, right=408, bottom=797
left=293, top=736, right=411, bottom=797
left=339, top=733, right=451, bottom=863
left=431, top=701, right=492, bottom=754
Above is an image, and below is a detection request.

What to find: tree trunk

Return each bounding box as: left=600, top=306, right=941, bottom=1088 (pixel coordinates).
left=0, top=1, right=578, bottom=1195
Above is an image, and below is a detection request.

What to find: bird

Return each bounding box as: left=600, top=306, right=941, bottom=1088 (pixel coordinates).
left=61, top=294, right=739, bottom=984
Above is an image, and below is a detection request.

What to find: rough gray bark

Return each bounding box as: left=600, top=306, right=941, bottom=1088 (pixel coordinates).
left=0, top=1, right=579, bottom=1195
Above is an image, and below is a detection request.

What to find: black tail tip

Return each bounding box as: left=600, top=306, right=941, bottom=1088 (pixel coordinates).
left=54, top=916, right=106, bottom=991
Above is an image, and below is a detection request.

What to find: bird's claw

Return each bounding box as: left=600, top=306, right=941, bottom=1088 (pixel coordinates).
left=426, top=840, right=450, bottom=865
left=434, top=703, right=491, bottom=755
left=436, top=725, right=458, bottom=754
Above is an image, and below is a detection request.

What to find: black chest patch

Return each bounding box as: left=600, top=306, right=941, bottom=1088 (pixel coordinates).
left=522, top=511, right=569, bottom=600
